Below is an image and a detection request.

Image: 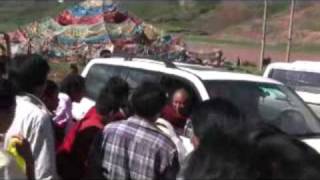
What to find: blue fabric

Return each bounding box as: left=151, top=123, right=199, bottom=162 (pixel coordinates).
left=69, top=3, right=117, bottom=17
left=85, top=34, right=110, bottom=44
left=56, top=34, right=110, bottom=45
left=103, top=3, right=117, bottom=12
left=69, top=5, right=103, bottom=17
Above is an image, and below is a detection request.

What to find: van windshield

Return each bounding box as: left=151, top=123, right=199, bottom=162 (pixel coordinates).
left=269, top=69, right=320, bottom=94
left=204, top=81, right=320, bottom=136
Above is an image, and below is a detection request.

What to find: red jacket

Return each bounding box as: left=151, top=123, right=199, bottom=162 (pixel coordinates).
left=57, top=107, right=104, bottom=179
left=161, top=104, right=188, bottom=130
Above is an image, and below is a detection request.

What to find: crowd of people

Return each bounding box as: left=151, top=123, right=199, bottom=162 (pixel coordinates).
left=0, top=53, right=320, bottom=180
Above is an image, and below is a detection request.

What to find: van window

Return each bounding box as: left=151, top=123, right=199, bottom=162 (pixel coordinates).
left=205, top=81, right=320, bottom=136
left=85, top=64, right=126, bottom=100
left=270, top=69, right=320, bottom=94
left=124, top=68, right=160, bottom=90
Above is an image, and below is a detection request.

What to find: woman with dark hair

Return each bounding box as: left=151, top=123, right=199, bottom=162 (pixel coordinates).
left=181, top=98, right=256, bottom=180
left=249, top=125, right=320, bottom=180
left=183, top=130, right=257, bottom=180
left=57, top=76, right=130, bottom=179
left=188, top=98, right=247, bottom=148
left=182, top=96, right=320, bottom=180
left=53, top=74, right=85, bottom=135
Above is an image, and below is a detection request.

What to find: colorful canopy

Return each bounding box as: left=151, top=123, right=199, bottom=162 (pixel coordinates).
left=0, top=0, right=186, bottom=61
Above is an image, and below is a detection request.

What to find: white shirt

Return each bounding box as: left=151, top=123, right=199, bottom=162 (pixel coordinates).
left=53, top=93, right=75, bottom=133
left=5, top=93, right=58, bottom=180
left=156, top=118, right=193, bottom=163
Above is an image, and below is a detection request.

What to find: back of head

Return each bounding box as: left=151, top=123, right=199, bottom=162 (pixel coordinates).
left=8, top=54, right=49, bottom=94
left=131, top=81, right=167, bottom=120
left=0, top=79, right=16, bottom=110
left=0, top=79, right=16, bottom=133
left=42, top=80, right=59, bottom=112
left=191, top=98, right=246, bottom=140
left=60, top=74, right=85, bottom=97
left=100, top=49, right=111, bottom=58
left=96, top=76, right=129, bottom=119
left=250, top=129, right=320, bottom=179
left=44, top=80, right=59, bottom=96
left=106, top=76, right=129, bottom=98
left=184, top=130, right=256, bottom=180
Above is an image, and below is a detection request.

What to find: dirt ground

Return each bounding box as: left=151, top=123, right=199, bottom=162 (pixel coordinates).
left=187, top=42, right=320, bottom=65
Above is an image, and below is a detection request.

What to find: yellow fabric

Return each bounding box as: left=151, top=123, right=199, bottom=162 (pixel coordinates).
left=6, top=138, right=26, bottom=174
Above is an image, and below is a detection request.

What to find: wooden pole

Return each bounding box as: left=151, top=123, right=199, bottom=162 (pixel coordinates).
left=259, top=0, right=268, bottom=71
left=286, top=0, right=295, bottom=62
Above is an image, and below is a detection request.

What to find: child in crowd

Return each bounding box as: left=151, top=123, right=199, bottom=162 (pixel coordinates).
left=53, top=74, right=85, bottom=137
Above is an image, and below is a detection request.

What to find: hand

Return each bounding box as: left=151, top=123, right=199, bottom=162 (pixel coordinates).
left=11, top=135, right=35, bottom=180
left=11, top=135, right=33, bottom=165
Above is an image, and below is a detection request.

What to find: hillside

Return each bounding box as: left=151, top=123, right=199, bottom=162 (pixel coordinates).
left=2, top=1, right=319, bottom=44
left=1, top=0, right=320, bottom=62
left=0, top=1, right=78, bottom=32
left=119, top=0, right=320, bottom=49
left=211, top=1, right=320, bottom=46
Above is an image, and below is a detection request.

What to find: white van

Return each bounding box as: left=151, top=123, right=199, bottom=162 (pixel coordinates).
left=264, top=61, right=320, bottom=118
left=73, top=57, right=320, bottom=153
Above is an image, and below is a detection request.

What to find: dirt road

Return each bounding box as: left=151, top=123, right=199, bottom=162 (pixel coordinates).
left=187, top=42, right=320, bottom=64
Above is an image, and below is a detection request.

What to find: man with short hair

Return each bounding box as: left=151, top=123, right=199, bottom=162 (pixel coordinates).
left=0, top=79, right=33, bottom=179
left=6, top=54, right=58, bottom=180
left=89, top=82, right=180, bottom=180
left=161, top=88, right=191, bottom=134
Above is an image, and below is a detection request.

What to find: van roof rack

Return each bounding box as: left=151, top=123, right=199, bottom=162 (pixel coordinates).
left=133, top=54, right=178, bottom=69
left=163, top=59, right=177, bottom=68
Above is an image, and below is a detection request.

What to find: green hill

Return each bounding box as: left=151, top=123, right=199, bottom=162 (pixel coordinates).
left=0, top=1, right=76, bottom=32
left=1, top=0, right=320, bottom=51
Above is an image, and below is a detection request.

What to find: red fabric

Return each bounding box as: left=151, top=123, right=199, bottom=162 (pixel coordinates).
left=57, top=107, right=103, bottom=152
left=56, top=10, right=73, bottom=26
left=8, top=30, right=28, bottom=43
left=161, top=104, right=188, bottom=129
left=53, top=123, right=66, bottom=150
left=57, top=107, right=104, bottom=179
left=56, top=10, right=103, bottom=25
left=103, top=11, right=128, bottom=23
left=78, top=107, right=104, bottom=131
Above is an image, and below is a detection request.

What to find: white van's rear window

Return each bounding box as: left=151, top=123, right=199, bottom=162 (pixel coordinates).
left=270, top=69, right=320, bottom=94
